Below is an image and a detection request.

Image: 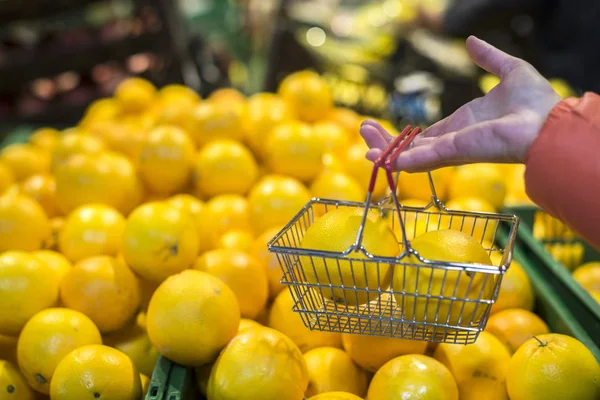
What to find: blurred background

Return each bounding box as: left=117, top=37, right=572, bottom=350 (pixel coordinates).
left=0, top=0, right=583, bottom=132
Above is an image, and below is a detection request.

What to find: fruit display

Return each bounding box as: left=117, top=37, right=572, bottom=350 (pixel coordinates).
left=0, top=71, right=598, bottom=400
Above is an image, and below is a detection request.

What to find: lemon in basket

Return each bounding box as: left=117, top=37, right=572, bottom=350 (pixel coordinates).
left=392, top=229, right=496, bottom=328
left=299, top=207, right=400, bottom=306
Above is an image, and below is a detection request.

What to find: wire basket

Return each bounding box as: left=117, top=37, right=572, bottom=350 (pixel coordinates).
left=269, top=125, right=520, bottom=344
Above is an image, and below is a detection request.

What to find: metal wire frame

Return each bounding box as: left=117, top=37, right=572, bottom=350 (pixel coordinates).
left=532, top=210, right=585, bottom=269
left=269, top=198, right=519, bottom=344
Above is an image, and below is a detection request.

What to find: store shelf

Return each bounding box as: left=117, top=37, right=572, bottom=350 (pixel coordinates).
left=0, top=0, right=107, bottom=24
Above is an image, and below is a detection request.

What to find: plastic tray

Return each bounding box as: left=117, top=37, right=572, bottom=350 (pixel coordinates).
left=145, top=356, right=200, bottom=400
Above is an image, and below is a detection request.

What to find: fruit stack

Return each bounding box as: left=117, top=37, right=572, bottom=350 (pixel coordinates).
left=0, top=70, right=598, bottom=400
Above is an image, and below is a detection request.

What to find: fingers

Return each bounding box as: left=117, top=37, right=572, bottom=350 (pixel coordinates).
left=360, top=120, right=394, bottom=151
left=466, top=36, right=523, bottom=79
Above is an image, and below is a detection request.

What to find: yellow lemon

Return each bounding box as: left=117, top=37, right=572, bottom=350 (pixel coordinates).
left=158, top=84, right=200, bottom=104
left=252, top=226, right=286, bottom=299
left=0, top=251, right=60, bottom=336
left=194, top=249, right=268, bottom=319
left=304, top=347, right=368, bottom=397
left=507, top=334, right=600, bottom=400
left=278, top=70, right=333, bottom=122
left=308, top=393, right=363, bottom=400
left=207, top=327, right=309, bottom=400
left=0, top=360, right=35, bottom=400
left=205, top=194, right=252, bottom=244
left=59, top=204, right=125, bottom=262
left=50, top=345, right=142, bottom=400
left=248, top=175, right=311, bottom=235
left=490, top=255, right=534, bottom=314
left=186, top=101, right=247, bottom=147
left=311, top=170, right=365, bottom=203
left=325, top=107, right=362, bottom=138
left=29, top=127, right=61, bottom=150
left=192, top=139, right=258, bottom=197
left=486, top=309, right=550, bottom=354
left=573, top=262, right=600, bottom=293
left=0, top=143, right=50, bottom=182
left=238, top=318, right=262, bottom=333
left=109, top=329, right=159, bottom=377
left=146, top=270, right=240, bottom=366
left=51, top=132, right=105, bottom=170
left=20, top=174, right=60, bottom=218
left=449, top=164, right=506, bottom=210
left=344, top=141, right=387, bottom=199
left=265, top=121, right=325, bottom=182
left=341, top=333, right=427, bottom=373
left=268, top=289, right=341, bottom=353
left=17, top=308, right=102, bottom=394
left=434, top=331, right=511, bottom=397
left=0, top=161, right=15, bottom=195
left=392, top=229, right=495, bottom=328
left=167, top=194, right=212, bottom=254
left=138, top=125, right=195, bottom=195
left=441, top=197, right=498, bottom=242
left=367, top=354, right=459, bottom=400
left=313, top=121, right=352, bottom=156
left=32, top=250, right=71, bottom=282
left=60, top=256, right=141, bottom=333
left=79, top=98, right=120, bottom=128
left=216, top=230, right=254, bottom=253
left=0, top=192, right=50, bottom=251
left=122, top=201, right=199, bottom=283
left=115, top=77, right=157, bottom=113
left=300, top=207, right=399, bottom=305
left=397, top=168, right=454, bottom=202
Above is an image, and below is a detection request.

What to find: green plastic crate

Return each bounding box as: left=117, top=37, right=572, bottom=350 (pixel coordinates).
left=145, top=357, right=200, bottom=400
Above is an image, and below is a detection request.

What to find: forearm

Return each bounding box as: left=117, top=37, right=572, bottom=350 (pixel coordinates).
left=443, top=0, right=541, bottom=36
left=525, top=93, right=600, bottom=250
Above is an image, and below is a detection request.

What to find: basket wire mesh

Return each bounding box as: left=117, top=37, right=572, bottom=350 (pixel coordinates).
left=269, top=125, right=520, bottom=344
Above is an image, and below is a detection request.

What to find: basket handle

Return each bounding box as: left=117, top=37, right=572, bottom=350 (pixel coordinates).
left=353, top=125, right=421, bottom=253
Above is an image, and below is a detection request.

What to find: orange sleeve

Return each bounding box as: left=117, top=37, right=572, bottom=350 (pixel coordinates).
left=524, top=92, right=600, bottom=250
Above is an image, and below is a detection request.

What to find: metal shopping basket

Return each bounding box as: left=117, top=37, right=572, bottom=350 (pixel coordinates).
left=268, top=125, right=520, bottom=344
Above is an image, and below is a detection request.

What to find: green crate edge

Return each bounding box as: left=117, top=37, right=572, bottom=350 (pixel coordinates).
left=504, top=206, right=600, bottom=336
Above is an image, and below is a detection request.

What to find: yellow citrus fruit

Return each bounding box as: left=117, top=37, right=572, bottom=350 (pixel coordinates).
left=265, top=121, right=325, bottom=182
left=159, top=84, right=200, bottom=104
left=441, top=197, right=498, bottom=242
left=115, top=77, right=157, bottom=113
left=434, top=331, right=511, bottom=397
left=122, top=201, right=199, bottom=282
left=109, top=329, right=159, bottom=377
left=244, top=92, right=295, bottom=158
left=507, top=334, right=600, bottom=400
left=20, top=174, right=60, bottom=218
left=208, top=88, right=246, bottom=105
left=194, top=249, right=268, bottom=319
left=79, top=98, right=120, bottom=128
left=186, top=101, right=247, bottom=147
left=308, top=393, right=363, bottom=400
left=0, top=143, right=50, bottom=181
left=449, top=164, right=506, bottom=210
left=0, top=360, right=35, bottom=400
left=166, top=194, right=212, bottom=253
left=311, top=170, right=365, bottom=203
left=207, top=327, right=309, bottom=400
left=367, top=354, right=459, bottom=400
left=268, top=289, right=341, bottom=353
left=17, top=308, right=102, bottom=394
left=147, top=270, right=240, bottom=366
left=0, top=333, right=18, bottom=364
left=205, top=195, right=252, bottom=244
left=32, top=250, right=71, bottom=281
left=137, top=277, right=160, bottom=312
left=278, top=70, right=333, bottom=122
left=252, top=226, right=286, bottom=299
left=156, top=96, right=197, bottom=128
left=137, top=125, right=195, bottom=195
left=344, top=141, right=387, bottom=199
left=313, top=121, right=352, bottom=156
left=60, top=256, right=141, bottom=333
left=456, top=376, right=509, bottom=400
left=300, top=207, right=399, bottom=305
left=238, top=318, right=262, bottom=333
left=573, top=262, right=600, bottom=293
left=326, top=107, right=361, bottom=138
left=84, top=121, right=129, bottom=155
left=341, top=333, right=427, bottom=373
left=490, top=256, right=534, bottom=314
left=217, top=230, right=254, bottom=253
left=504, top=165, right=533, bottom=206
left=59, top=204, right=125, bottom=262
left=44, top=216, right=65, bottom=251
left=304, top=347, right=368, bottom=397
left=51, top=132, right=105, bottom=170
left=50, top=344, right=141, bottom=400
left=486, top=309, right=550, bottom=354
left=140, top=374, right=150, bottom=397
left=55, top=151, right=136, bottom=214
left=0, top=251, right=60, bottom=336
left=248, top=175, right=311, bottom=235
left=29, top=127, right=61, bottom=150
left=193, top=139, right=258, bottom=197
left=0, top=161, right=15, bottom=194
left=0, top=192, right=50, bottom=251
left=393, top=229, right=495, bottom=327
left=397, top=168, right=454, bottom=202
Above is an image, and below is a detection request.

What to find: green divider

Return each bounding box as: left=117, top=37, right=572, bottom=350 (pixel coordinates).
left=145, top=356, right=174, bottom=400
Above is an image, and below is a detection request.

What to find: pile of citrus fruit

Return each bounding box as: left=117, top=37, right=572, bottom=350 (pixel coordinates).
left=0, top=70, right=598, bottom=400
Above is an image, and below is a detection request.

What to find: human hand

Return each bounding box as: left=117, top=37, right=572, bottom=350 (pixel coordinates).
left=361, top=36, right=561, bottom=172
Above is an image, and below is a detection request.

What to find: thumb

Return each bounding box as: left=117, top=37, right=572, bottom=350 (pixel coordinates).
left=466, top=36, right=523, bottom=79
